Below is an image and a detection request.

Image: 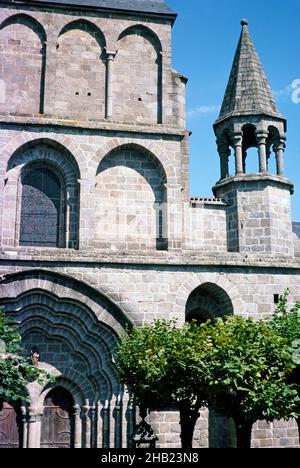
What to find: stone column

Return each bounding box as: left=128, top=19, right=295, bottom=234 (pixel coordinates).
left=21, top=406, right=28, bottom=449
left=105, top=50, right=117, bottom=120
left=39, top=41, right=47, bottom=114
left=217, top=142, right=230, bottom=180
left=256, top=132, right=268, bottom=173
left=90, top=404, right=96, bottom=448
left=103, top=400, right=109, bottom=448
left=27, top=412, right=42, bottom=448
left=266, top=143, right=272, bottom=172
left=242, top=149, right=247, bottom=174
left=109, top=395, right=117, bottom=448
left=82, top=404, right=91, bottom=448
left=233, top=132, right=244, bottom=175
left=275, top=139, right=286, bottom=177
left=43, top=35, right=57, bottom=115
left=64, top=187, right=71, bottom=248
left=74, top=405, right=82, bottom=448
left=97, top=401, right=103, bottom=448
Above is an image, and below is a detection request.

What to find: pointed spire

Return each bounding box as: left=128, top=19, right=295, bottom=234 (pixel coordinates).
left=217, top=19, right=281, bottom=122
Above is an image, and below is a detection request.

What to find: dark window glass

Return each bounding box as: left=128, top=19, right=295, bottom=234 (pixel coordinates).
left=20, top=168, right=63, bottom=247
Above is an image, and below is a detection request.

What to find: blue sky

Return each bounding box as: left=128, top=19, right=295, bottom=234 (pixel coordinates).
left=167, top=0, right=300, bottom=221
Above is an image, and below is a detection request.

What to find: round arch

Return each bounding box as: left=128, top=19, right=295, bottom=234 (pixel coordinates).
left=0, top=13, right=46, bottom=44
left=186, top=282, right=234, bottom=323
left=118, top=24, right=162, bottom=54
left=59, top=19, right=106, bottom=50
left=92, top=139, right=176, bottom=182
left=3, top=139, right=80, bottom=249
left=95, top=143, right=168, bottom=251
left=0, top=270, right=133, bottom=447
left=0, top=134, right=86, bottom=176
left=0, top=269, right=132, bottom=334
left=174, top=273, right=246, bottom=324
left=6, top=138, right=80, bottom=182
left=97, top=143, right=167, bottom=185
left=0, top=13, right=47, bottom=114
left=115, top=25, right=163, bottom=124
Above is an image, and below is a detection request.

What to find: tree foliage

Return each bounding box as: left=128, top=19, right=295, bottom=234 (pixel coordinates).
left=203, top=315, right=299, bottom=422
left=0, top=307, right=51, bottom=405
left=116, top=313, right=300, bottom=448
left=269, top=291, right=300, bottom=427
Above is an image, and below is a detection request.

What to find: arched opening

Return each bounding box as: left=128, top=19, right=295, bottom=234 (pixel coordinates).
left=186, top=282, right=234, bottom=324
left=55, top=20, right=106, bottom=119
left=0, top=14, right=46, bottom=114
left=0, top=401, right=23, bottom=449
left=267, top=126, right=281, bottom=174
left=242, top=125, right=259, bottom=174
left=19, top=166, right=65, bottom=247
left=186, top=283, right=235, bottom=448
left=95, top=145, right=167, bottom=251
left=0, top=270, right=133, bottom=448
left=41, top=387, right=75, bottom=449
left=114, top=25, right=163, bottom=124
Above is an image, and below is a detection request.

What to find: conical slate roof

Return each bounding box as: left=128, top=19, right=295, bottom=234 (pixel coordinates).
left=217, top=20, right=281, bottom=123
left=12, top=0, right=176, bottom=17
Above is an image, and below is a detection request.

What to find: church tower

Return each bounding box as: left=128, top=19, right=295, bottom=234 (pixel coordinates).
left=213, top=20, right=294, bottom=256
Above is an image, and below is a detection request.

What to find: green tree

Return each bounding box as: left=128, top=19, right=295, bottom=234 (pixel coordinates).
left=0, top=307, right=51, bottom=407
left=116, top=320, right=215, bottom=448
left=201, top=315, right=299, bottom=448
left=116, top=316, right=300, bottom=449
left=269, top=291, right=300, bottom=435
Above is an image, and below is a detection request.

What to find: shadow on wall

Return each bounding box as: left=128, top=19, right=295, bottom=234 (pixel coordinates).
left=95, top=144, right=168, bottom=251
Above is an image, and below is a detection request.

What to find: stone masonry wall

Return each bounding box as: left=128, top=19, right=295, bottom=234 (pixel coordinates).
left=0, top=124, right=186, bottom=251
left=0, top=258, right=300, bottom=448
left=0, top=0, right=299, bottom=450
left=113, top=26, right=162, bottom=124
left=0, top=15, right=44, bottom=114
left=237, top=183, right=294, bottom=256
left=54, top=22, right=106, bottom=120
left=294, top=234, right=300, bottom=257
left=215, top=177, right=295, bottom=256
left=183, top=202, right=228, bottom=252
left=0, top=5, right=186, bottom=128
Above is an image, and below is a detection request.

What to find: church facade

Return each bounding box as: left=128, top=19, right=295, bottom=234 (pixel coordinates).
left=0, top=0, right=299, bottom=448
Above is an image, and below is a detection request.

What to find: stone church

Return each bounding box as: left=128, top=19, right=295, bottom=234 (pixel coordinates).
left=0, top=0, right=299, bottom=449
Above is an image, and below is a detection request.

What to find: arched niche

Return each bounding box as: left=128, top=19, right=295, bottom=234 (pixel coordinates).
left=114, top=25, right=163, bottom=124
left=0, top=14, right=46, bottom=114
left=55, top=20, right=106, bottom=119
left=95, top=144, right=168, bottom=251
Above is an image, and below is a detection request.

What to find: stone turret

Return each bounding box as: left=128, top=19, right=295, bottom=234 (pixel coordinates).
left=213, top=20, right=294, bottom=256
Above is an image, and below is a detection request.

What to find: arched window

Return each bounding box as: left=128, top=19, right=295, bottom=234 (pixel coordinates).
left=20, top=167, right=65, bottom=247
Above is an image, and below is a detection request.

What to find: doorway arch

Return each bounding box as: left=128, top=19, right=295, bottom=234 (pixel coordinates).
left=41, top=387, right=75, bottom=449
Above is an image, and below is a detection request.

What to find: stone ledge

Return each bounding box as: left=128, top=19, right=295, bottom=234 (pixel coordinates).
left=0, top=114, right=190, bottom=137
left=1, top=248, right=300, bottom=269
left=190, top=197, right=228, bottom=206
left=213, top=174, right=294, bottom=195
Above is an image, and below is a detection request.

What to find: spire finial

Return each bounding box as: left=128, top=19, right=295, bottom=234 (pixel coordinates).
left=241, top=19, right=248, bottom=26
